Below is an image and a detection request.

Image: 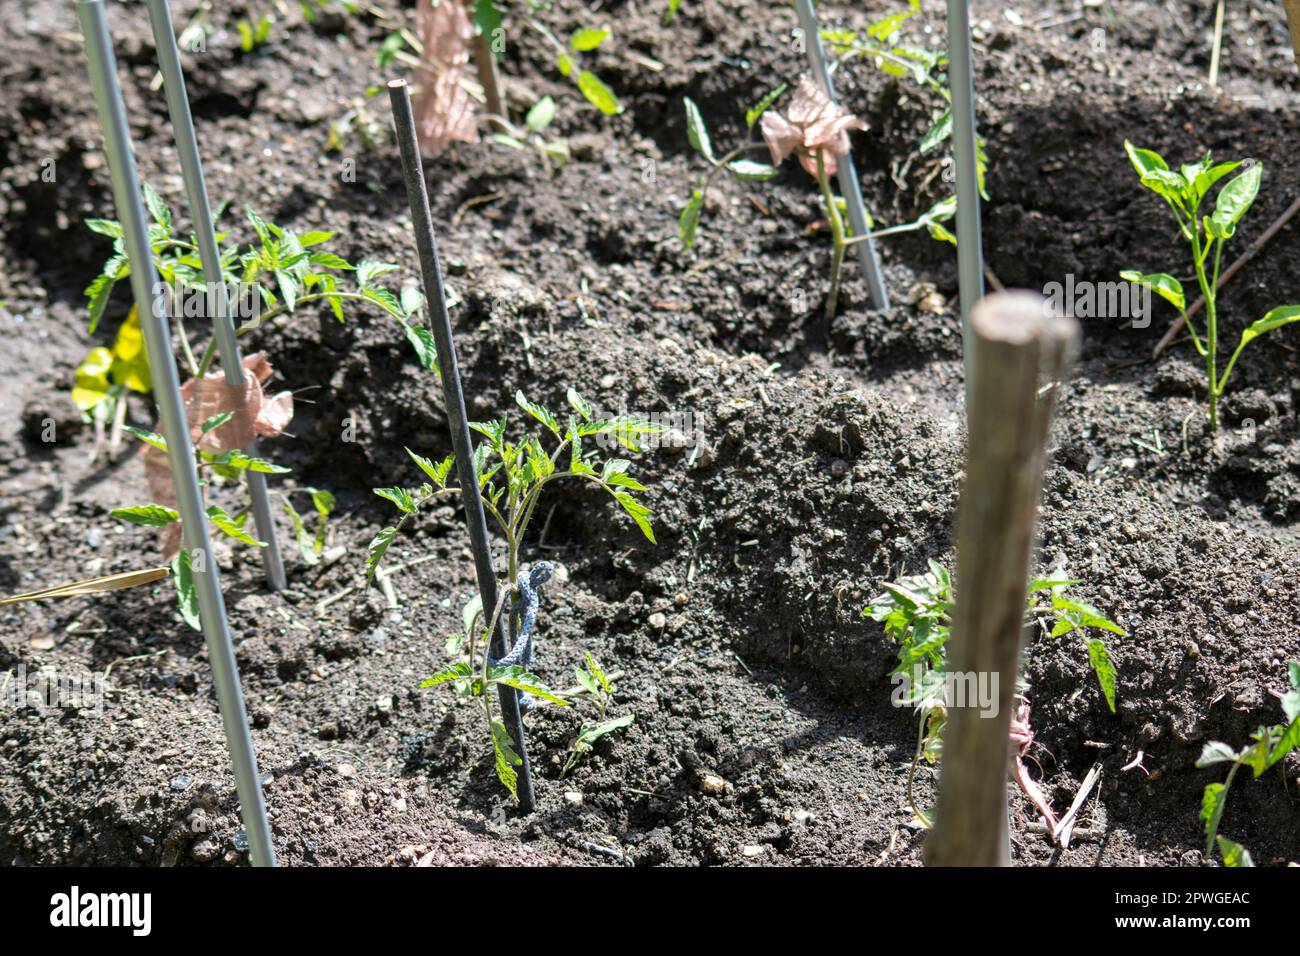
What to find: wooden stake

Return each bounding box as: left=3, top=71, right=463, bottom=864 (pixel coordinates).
left=924, top=292, right=1078, bottom=867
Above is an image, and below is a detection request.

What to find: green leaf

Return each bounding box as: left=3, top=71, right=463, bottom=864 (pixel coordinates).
left=1209, top=162, right=1262, bottom=233
left=1119, top=271, right=1185, bottom=313
left=491, top=669, right=571, bottom=707
left=281, top=498, right=317, bottom=566
left=206, top=505, right=266, bottom=547
left=1196, top=740, right=1240, bottom=767
left=308, top=252, right=352, bottom=270
left=1236, top=305, right=1300, bottom=349
left=374, top=486, right=417, bottom=513
left=516, top=391, right=561, bottom=436
left=573, top=712, right=635, bottom=750
left=491, top=720, right=521, bottom=797
left=1216, top=835, right=1254, bottom=867
left=171, top=549, right=200, bottom=631
left=399, top=319, right=440, bottom=374
left=575, top=667, right=600, bottom=696
left=920, top=107, right=951, bottom=153
left=566, top=388, right=594, bottom=421
left=745, top=83, right=787, bottom=130
left=365, top=526, right=398, bottom=581
left=85, top=218, right=123, bottom=238
left=406, top=448, right=455, bottom=488
left=1124, top=140, right=1170, bottom=178
left=471, top=0, right=502, bottom=45
left=123, top=425, right=168, bottom=452
left=585, top=651, right=612, bottom=695
left=569, top=27, right=610, bottom=51
left=557, top=51, right=575, bottom=77
left=361, top=286, right=404, bottom=318
left=727, top=159, right=778, bottom=181
left=419, top=662, right=473, bottom=689
left=1268, top=717, right=1300, bottom=768
left=678, top=189, right=704, bottom=249
left=576, top=70, right=622, bottom=115
left=1200, top=782, right=1229, bottom=856
left=661, top=0, right=684, bottom=25
left=683, top=98, right=714, bottom=163
left=200, top=411, right=234, bottom=435
left=211, top=450, right=291, bottom=474
left=525, top=96, right=556, bottom=133
left=111, top=504, right=180, bottom=527
left=1086, top=638, right=1117, bottom=713
left=611, top=490, right=655, bottom=543
left=142, top=182, right=172, bottom=231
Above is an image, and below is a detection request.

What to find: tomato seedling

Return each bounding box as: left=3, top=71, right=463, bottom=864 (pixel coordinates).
left=1195, top=661, right=1299, bottom=867
left=368, top=389, right=663, bottom=796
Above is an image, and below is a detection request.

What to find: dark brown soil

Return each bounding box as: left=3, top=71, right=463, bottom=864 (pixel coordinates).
left=0, top=0, right=1297, bottom=867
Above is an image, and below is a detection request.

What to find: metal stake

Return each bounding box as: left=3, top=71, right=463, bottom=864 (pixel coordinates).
left=794, top=0, right=890, bottom=312
left=386, top=79, right=535, bottom=812
left=143, top=0, right=286, bottom=592
left=945, top=0, right=986, bottom=398
left=76, top=0, right=276, bottom=866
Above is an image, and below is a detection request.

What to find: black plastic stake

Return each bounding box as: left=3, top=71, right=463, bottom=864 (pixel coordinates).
left=386, top=79, right=535, bottom=812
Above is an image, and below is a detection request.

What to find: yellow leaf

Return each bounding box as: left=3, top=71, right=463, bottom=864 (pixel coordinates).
left=110, top=306, right=151, bottom=394
left=71, top=346, right=113, bottom=411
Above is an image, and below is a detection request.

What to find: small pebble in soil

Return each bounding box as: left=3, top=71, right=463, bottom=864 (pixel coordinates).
left=564, top=791, right=583, bottom=807
left=191, top=838, right=219, bottom=863
left=647, top=612, right=667, bottom=631
left=742, top=844, right=765, bottom=858
left=169, top=775, right=190, bottom=791
left=699, top=774, right=727, bottom=795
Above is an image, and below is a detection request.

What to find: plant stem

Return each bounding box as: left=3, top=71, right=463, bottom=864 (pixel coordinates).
left=1190, top=228, right=1220, bottom=431
left=815, top=149, right=847, bottom=333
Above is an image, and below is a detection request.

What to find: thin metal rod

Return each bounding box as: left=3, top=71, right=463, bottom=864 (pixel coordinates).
left=386, top=79, right=535, bottom=812
left=794, top=0, right=891, bottom=312
left=75, top=0, right=276, bottom=866
left=143, top=0, right=285, bottom=592
left=946, top=0, right=986, bottom=402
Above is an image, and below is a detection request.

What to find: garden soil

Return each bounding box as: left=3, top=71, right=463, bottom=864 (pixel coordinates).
left=0, top=0, right=1297, bottom=866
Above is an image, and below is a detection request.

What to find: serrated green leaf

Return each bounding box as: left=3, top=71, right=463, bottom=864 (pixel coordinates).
left=365, top=525, right=398, bottom=581
left=111, top=504, right=180, bottom=527
left=745, top=83, right=786, bottom=130
left=171, top=549, right=200, bottom=631
left=1086, top=638, right=1117, bottom=713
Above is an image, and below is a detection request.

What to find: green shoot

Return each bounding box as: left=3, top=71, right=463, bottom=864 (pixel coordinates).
left=564, top=653, right=634, bottom=774
left=1196, top=661, right=1300, bottom=866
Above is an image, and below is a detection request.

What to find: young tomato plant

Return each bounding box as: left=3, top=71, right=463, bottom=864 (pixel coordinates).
left=1120, top=141, right=1300, bottom=431
left=866, top=562, right=1125, bottom=826
left=822, top=0, right=989, bottom=245
left=368, top=389, right=663, bottom=796
left=80, top=182, right=431, bottom=399
left=678, top=89, right=783, bottom=251
left=526, top=21, right=623, bottom=117
left=564, top=652, right=635, bottom=775
left=683, top=77, right=870, bottom=325
left=490, top=96, right=572, bottom=169
left=1195, top=661, right=1299, bottom=867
